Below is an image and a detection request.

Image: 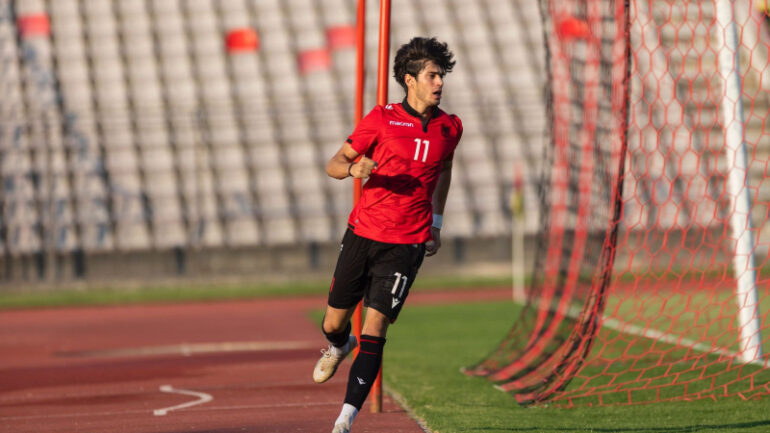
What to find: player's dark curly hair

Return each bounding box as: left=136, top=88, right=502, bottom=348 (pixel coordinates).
left=393, top=37, right=455, bottom=92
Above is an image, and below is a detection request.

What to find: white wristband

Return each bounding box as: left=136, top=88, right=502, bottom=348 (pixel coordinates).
left=431, top=214, right=443, bottom=230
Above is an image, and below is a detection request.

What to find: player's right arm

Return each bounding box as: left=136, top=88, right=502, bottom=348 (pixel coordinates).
left=326, top=142, right=378, bottom=180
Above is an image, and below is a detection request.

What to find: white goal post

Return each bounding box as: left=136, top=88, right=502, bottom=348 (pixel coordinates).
left=715, top=0, right=763, bottom=363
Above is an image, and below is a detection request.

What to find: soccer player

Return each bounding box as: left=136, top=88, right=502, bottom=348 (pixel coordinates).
left=312, top=37, right=462, bottom=433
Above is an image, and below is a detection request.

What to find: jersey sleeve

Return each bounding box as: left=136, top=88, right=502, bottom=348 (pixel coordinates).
left=346, top=105, right=382, bottom=155
left=445, top=114, right=463, bottom=161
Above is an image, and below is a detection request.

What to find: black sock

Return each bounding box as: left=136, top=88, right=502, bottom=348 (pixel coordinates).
left=323, top=320, right=352, bottom=348
left=344, top=334, right=385, bottom=410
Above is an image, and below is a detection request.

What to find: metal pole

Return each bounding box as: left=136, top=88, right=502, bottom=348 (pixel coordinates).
left=714, top=0, right=762, bottom=362
left=370, top=0, right=391, bottom=414
left=512, top=162, right=526, bottom=303
left=351, top=0, right=365, bottom=360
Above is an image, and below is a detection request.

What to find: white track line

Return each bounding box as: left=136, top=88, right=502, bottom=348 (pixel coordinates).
left=60, top=341, right=316, bottom=359
left=153, top=385, right=213, bottom=416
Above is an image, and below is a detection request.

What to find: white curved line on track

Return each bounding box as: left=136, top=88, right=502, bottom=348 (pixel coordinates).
left=153, top=385, right=213, bottom=416
left=2, top=401, right=340, bottom=421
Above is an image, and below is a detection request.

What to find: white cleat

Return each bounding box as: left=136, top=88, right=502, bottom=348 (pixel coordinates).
left=313, top=335, right=357, bottom=384
left=331, top=421, right=351, bottom=433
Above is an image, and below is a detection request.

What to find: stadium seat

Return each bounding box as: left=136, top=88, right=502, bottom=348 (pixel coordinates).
left=262, top=217, right=298, bottom=245
left=14, top=0, right=46, bottom=16
left=389, top=0, right=421, bottom=45
left=248, top=143, right=283, bottom=170
left=111, top=187, right=151, bottom=250
left=297, top=213, right=332, bottom=242
left=265, top=53, right=302, bottom=95
left=206, top=119, right=241, bottom=148
left=326, top=25, right=355, bottom=51
left=229, top=55, right=266, bottom=97
left=152, top=218, right=186, bottom=249
left=315, top=111, right=347, bottom=142
left=254, top=167, right=290, bottom=197
left=292, top=166, right=331, bottom=239
left=164, top=79, right=197, bottom=107
left=329, top=51, right=356, bottom=101
left=48, top=0, right=79, bottom=21
left=99, top=114, right=135, bottom=149
left=55, top=57, right=89, bottom=84
left=143, top=170, right=178, bottom=199
left=319, top=0, right=354, bottom=27
left=443, top=189, right=475, bottom=238
left=198, top=76, right=232, bottom=102
left=240, top=108, right=274, bottom=138
left=219, top=0, right=251, bottom=26
left=223, top=217, right=260, bottom=246
left=49, top=24, right=85, bottom=60
left=133, top=114, right=167, bottom=150
left=218, top=187, right=260, bottom=246
left=114, top=222, right=151, bottom=251
left=298, top=48, right=332, bottom=75
left=291, top=141, right=320, bottom=168
left=144, top=181, right=181, bottom=217
left=276, top=106, right=313, bottom=142
left=109, top=172, right=143, bottom=195
left=186, top=190, right=225, bottom=248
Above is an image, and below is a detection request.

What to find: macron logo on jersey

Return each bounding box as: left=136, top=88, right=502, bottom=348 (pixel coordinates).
left=389, top=120, right=415, bottom=128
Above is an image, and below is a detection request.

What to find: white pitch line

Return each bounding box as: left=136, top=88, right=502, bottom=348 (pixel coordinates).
left=490, top=301, right=769, bottom=395
left=533, top=300, right=769, bottom=368
left=573, top=303, right=768, bottom=367
left=153, top=385, right=213, bottom=416
left=600, top=316, right=768, bottom=367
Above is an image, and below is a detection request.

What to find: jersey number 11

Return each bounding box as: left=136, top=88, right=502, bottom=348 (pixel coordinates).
left=413, top=139, right=430, bottom=163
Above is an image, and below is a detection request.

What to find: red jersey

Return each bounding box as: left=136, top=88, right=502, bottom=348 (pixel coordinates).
left=346, top=100, right=463, bottom=244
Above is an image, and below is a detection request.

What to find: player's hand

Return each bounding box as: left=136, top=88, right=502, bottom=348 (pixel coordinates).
left=350, top=156, right=378, bottom=179
left=425, top=227, right=441, bottom=257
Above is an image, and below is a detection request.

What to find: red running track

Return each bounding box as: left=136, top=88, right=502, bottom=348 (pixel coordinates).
left=0, top=288, right=510, bottom=433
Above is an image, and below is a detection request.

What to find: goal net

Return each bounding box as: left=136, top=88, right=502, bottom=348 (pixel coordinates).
left=467, top=0, right=770, bottom=406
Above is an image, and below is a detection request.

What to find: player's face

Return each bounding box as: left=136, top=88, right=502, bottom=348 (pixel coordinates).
left=408, top=61, right=445, bottom=109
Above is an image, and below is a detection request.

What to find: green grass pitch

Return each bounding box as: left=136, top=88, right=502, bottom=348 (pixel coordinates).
left=384, top=301, right=770, bottom=433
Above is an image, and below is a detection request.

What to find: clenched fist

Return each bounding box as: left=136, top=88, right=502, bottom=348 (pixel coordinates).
left=425, top=227, right=441, bottom=257
left=350, top=156, right=378, bottom=179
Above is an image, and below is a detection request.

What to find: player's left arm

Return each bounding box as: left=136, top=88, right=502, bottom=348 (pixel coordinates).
left=425, top=159, right=453, bottom=257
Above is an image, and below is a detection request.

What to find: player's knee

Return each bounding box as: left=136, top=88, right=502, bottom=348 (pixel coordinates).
left=321, top=314, right=349, bottom=334
left=322, top=318, right=352, bottom=347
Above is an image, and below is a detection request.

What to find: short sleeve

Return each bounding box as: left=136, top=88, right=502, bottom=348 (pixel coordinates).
left=347, top=106, right=382, bottom=155
left=445, top=114, right=463, bottom=161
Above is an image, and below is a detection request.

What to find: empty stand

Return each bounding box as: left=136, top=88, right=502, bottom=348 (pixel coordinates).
left=0, top=0, right=552, bottom=258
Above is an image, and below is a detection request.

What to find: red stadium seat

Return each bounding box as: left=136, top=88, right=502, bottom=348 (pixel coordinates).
left=225, top=28, right=260, bottom=52
left=326, top=25, right=356, bottom=50
left=17, top=14, right=50, bottom=37
left=297, top=48, right=331, bottom=74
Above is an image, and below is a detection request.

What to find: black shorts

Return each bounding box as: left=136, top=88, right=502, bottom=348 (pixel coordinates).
left=327, top=229, right=426, bottom=323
